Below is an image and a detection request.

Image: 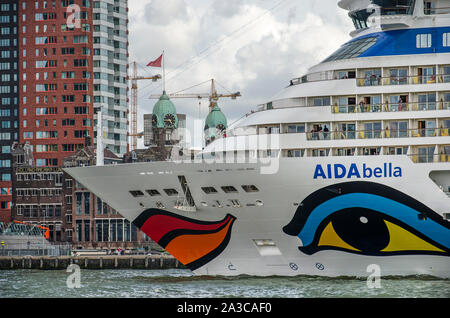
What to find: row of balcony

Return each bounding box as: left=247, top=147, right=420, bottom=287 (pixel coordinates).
left=306, top=127, right=449, bottom=141
left=290, top=65, right=450, bottom=88
left=357, top=74, right=450, bottom=87
left=332, top=101, right=450, bottom=114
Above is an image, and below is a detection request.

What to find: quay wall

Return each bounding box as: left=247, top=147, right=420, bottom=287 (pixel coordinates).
left=0, top=255, right=185, bottom=270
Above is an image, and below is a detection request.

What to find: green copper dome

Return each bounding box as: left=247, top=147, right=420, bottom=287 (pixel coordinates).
left=204, top=103, right=227, bottom=138
left=152, top=91, right=178, bottom=129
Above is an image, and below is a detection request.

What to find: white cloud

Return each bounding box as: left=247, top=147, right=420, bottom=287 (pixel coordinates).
left=128, top=0, right=354, bottom=148
left=144, top=0, right=189, bottom=25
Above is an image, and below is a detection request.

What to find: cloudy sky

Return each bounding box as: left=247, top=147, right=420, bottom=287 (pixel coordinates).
left=128, top=0, right=354, bottom=148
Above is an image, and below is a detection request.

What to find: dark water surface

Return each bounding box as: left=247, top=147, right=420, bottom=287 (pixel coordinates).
left=0, top=269, right=448, bottom=298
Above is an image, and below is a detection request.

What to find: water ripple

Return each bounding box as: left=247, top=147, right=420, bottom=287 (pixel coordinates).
left=0, top=270, right=448, bottom=298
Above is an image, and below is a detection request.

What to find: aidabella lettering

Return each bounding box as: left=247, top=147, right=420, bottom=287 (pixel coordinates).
left=313, top=163, right=402, bottom=179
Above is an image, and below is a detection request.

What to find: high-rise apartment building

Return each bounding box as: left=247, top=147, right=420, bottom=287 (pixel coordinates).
left=92, top=0, right=129, bottom=156
left=19, top=0, right=95, bottom=167
left=0, top=0, right=18, bottom=222
left=17, top=0, right=129, bottom=169
left=0, top=0, right=129, bottom=224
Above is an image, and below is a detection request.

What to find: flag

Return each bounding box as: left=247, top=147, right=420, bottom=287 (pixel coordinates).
left=147, top=54, right=163, bottom=67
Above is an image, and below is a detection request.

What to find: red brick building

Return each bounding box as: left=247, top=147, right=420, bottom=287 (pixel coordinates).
left=19, top=0, right=94, bottom=168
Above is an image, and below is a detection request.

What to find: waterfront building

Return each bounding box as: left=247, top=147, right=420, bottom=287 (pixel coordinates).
left=11, top=142, right=71, bottom=243
left=11, top=142, right=153, bottom=250
left=18, top=0, right=130, bottom=168
left=19, top=0, right=95, bottom=168
left=62, top=146, right=152, bottom=250
left=0, top=0, right=18, bottom=222
left=2, top=0, right=129, bottom=223
left=92, top=0, right=129, bottom=156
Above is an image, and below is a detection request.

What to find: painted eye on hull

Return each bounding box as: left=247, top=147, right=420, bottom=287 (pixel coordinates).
left=301, top=207, right=446, bottom=255
left=283, top=182, right=450, bottom=257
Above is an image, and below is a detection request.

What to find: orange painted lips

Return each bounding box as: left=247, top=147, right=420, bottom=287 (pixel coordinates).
left=133, top=209, right=236, bottom=270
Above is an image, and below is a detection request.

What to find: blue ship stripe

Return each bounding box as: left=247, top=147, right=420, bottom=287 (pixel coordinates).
left=298, top=193, right=450, bottom=248
left=341, top=27, right=450, bottom=59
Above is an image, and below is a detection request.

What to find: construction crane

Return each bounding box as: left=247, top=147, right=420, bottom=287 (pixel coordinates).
left=129, top=61, right=162, bottom=151
left=149, top=79, right=241, bottom=111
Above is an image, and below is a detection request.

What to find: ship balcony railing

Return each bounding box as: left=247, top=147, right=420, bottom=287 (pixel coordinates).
left=289, top=71, right=450, bottom=88
left=424, top=7, right=450, bottom=15
left=378, top=7, right=414, bottom=16
left=332, top=101, right=450, bottom=114
left=306, top=127, right=449, bottom=141
left=409, top=154, right=450, bottom=164
left=356, top=74, right=450, bottom=87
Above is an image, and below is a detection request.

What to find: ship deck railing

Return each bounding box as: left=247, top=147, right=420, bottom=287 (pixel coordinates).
left=289, top=72, right=450, bottom=88
left=253, top=100, right=449, bottom=116
left=306, top=127, right=449, bottom=141
left=332, top=101, right=449, bottom=114
left=424, top=7, right=450, bottom=15
left=408, top=154, right=450, bottom=164
left=356, top=74, right=450, bottom=87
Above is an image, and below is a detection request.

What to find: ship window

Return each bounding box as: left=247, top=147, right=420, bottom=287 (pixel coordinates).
left=388, top=147, right=409, bottom=155
left=221, top=186, right=238, bottom=193
left=146, top=189, right=161, bottom=196
left=313, top=96, right=331, bottom=107
left=443, top=33, right=450, bottom=47
left=336, top=148, right=356, bottom=156
left=242, top=185, right=259, bottom=193
left=286, top=149, right=305, bottom=158
left=129, top=190, right=144, bottom=197
left=362, top=147, right=381, bottom=156
left=201, top=187, right=218, bottom=194
left=373, top=0, right=416, bottom=15
left=312, top=149, right=330, bottom=157
left=287, top=124, right=305, bottom=134
left=163, top=188, right=178, bottom=196
left=322, top=37, right=377, bottom=63
left=416, top=33, right=432, bottom=48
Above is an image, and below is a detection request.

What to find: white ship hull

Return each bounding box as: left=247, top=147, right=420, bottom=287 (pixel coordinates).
left=65, top=156, right=450, bottom=278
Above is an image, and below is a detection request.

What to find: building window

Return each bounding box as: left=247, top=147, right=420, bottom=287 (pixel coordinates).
left=416, top=33, right=432, bottom=48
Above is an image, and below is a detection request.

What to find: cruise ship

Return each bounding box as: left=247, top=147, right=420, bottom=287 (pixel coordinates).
left=66, top=0, right=450, bottom=278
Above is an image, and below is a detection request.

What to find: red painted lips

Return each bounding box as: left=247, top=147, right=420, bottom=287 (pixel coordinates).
left=133, top=209, right=236, bottom=270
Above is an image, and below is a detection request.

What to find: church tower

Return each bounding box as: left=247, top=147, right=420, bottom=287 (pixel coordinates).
left=204, top=102, right=228, bottom=146
left=151, top=91, right=179, bottom=160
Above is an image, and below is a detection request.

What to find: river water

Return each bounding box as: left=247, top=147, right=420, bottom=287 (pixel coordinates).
left=0, top=269, right=448, bottom=298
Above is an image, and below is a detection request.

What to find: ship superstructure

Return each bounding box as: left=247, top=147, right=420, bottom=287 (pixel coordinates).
left=65, top=0, right=450, bottom=278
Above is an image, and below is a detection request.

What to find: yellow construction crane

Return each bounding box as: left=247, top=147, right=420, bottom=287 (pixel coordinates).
left=129, top=61, right=162, bottom=151
left=149, top=79, right=241, bottom=111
